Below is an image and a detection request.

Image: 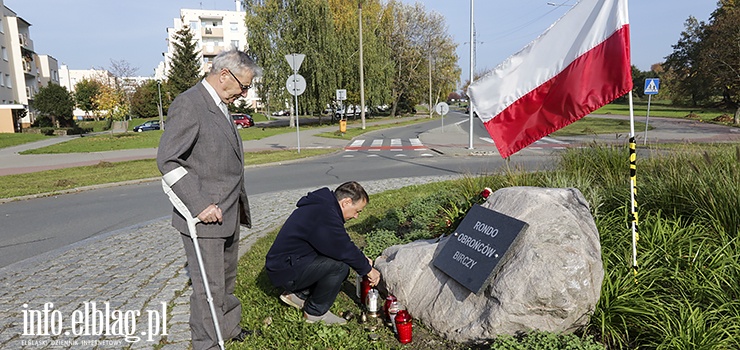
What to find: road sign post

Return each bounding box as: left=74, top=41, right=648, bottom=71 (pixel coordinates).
left=643, top=78, right=660, bottom=145
left=286, top=53, right=306, bottom=152
left=435, top=102, right=450, bottom=131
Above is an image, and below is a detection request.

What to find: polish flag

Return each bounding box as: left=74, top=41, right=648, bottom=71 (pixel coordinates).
left=468, top=0, right=632, bottom=158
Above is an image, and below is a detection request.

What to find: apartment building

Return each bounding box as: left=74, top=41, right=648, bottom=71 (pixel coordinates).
left=36, top=54, right=60, bottom=88
left=58, top=65, right=117, bottom=119
left=161, top=0, right=260, bottom=108
left=0, top=1, right=58, bottom=133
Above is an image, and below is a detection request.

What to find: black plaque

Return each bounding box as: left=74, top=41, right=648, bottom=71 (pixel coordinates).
left=433, top=204, right=528, bottom=293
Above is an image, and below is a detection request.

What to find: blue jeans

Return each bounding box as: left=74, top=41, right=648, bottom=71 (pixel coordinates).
left=286, top=255, right=349, bottom=316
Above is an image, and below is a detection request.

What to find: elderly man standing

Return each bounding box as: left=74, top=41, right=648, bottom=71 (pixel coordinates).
left=157, top=50, right=262, bottom=349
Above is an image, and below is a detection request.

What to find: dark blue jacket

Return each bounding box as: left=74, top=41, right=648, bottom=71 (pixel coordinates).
left=265, top=187, right=372, bottom=289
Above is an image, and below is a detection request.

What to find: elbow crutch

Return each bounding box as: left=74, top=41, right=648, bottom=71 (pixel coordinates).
left=162, top=167, right=225, bottom=350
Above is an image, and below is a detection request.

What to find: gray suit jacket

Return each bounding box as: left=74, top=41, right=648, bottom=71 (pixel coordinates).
left=157, top=82, right=251, bottom=238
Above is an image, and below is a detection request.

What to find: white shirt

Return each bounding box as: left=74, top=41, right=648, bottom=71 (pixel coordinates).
left=201, top=79, right=230, bottom=120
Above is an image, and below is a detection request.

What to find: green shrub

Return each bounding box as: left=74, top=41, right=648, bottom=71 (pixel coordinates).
left=363, top=229, right=403, bottom=259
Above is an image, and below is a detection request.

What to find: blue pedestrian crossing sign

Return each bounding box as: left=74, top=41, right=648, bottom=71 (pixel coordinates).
left=644, top=78, right=660, bottom=95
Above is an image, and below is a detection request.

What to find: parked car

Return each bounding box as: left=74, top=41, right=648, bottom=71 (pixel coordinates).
left=333, top=105, right=368, bottom=122
left=271, top=110, right=290, bottom=116
left=133, top=120, right=160, bottom=132
left=231, top=114, right=255, bottom=129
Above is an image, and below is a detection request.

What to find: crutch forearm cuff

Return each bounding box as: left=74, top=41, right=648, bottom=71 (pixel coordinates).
left=162, top=166, right=188, bottom=187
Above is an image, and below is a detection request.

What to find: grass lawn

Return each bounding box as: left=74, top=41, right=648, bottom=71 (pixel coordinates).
left=0, top=133, right=52, bottom=149
left=594, top=101, right=731, bottom=121
left=551, top=116, right=649, bottom=136
left=0, top=148, right=335, bottom=199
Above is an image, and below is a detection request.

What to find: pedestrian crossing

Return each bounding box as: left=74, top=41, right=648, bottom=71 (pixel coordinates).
left=343, top=138, right=435, bottom=157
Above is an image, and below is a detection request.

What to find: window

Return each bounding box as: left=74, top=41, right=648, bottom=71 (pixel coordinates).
left=189, top=21, right=198, bottom=30
left=6, top=74, right=11, bottom=88
left=1, top=47, right=6, bottom=61
left=231, top=40, right=239, bottom=50
left=0, top=18, right=3, bottom=34
left=230, top=22, right=238, bottom=32
left=0, top=73, right=4, bottom=87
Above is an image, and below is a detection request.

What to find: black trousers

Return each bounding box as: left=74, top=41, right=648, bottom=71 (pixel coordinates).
left=286, top=255, right=350, bottom=316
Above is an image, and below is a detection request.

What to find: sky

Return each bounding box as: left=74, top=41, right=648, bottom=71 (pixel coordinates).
left=5, top=0, right=717, bottom=86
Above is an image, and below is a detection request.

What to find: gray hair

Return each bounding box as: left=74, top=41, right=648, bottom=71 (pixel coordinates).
left=209, top=50, right=263, bottom=78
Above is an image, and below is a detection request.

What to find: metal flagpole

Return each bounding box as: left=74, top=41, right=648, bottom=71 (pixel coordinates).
left=643, top=94, right=652, bottom=145
left=468, top=0, right=474, bottom=149
left=292, top=56, right=300, bottom=153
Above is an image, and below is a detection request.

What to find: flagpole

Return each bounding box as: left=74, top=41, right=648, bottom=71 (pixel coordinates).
left=468, top=0, right=474, bottom=149
left=628, top=91, right=638, bottom=278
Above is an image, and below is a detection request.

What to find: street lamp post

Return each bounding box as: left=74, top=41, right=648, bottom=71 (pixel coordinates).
left=429, top=49, right=433, bottom=118
left=358, top=1, right=366, bottom=129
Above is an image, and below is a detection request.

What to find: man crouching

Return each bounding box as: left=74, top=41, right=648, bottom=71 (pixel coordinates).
left=265, top=181, right=381, bottom=324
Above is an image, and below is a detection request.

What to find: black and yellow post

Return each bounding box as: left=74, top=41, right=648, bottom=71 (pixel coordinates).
left=629, top=136, right=639, bottom=279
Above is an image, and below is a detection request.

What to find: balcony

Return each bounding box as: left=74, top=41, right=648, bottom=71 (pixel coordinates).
left=201, top=27, right=223, bottom=38
left=18, top=34, right=34, bottom=49
left=201, top=45, right=227, bottom=57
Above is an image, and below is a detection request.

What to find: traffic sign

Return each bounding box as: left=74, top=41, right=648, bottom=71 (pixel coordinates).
left=285, top=53, right=305, bottom=72
left=286, top=74, right=306, bottom=96
left=336, top=89, right=347, bottom=101
left=644, top=78, right=660, bottom=95
left=435, top=102, right=450, bottom=116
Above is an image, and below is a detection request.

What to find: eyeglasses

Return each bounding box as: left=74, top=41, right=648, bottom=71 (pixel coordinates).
left=226, top=69, right=251, bottom=92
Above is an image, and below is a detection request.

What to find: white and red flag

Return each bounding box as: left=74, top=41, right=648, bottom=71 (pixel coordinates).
left=468, top=0, right=632, bottom=158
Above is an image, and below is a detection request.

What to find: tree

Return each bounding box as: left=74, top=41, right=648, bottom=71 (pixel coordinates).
left=244, top=0, right=458, bottom=119
left=74, top=78, right=102, bottom=119
left=131, top=80, right=161, bottom=118
left=664, top=1, right=740, bottom=123
left=95, top=83, right=129, bottom=125
left=664, top=16, right=715, bottom=106
left=246, top=0, right=345, bottom=126
left=329, top=0, right=394, bottom=116
left=384, top=1, right=459, bottom=116
left=167, top=26, right=202, bottom=96
left=700, top=1, right=740, bottom=123
left=108, top=59, right=140, bottom=120
left=31, top=83, right=75, bottom=128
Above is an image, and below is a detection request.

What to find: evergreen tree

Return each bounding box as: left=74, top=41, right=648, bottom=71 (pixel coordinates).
left=167, top=26, right=202, bottom=96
